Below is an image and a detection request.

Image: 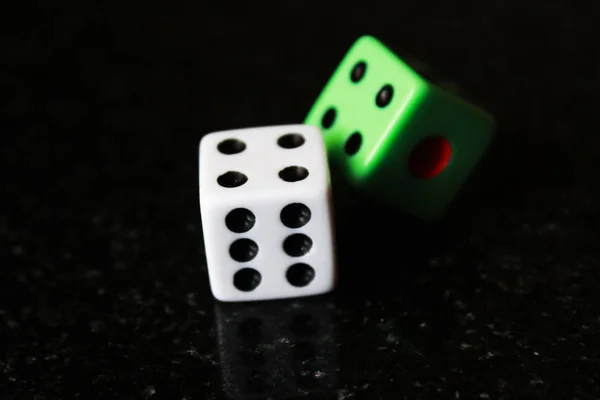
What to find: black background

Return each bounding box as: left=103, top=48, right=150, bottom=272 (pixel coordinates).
left=2, top=1, right=599, bottom=399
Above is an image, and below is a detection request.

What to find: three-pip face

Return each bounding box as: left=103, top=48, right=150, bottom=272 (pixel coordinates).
left=305, top=35, right=496, bottom=220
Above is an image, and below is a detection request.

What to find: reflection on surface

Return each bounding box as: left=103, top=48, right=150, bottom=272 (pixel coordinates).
left=214, top=298, right=338, bottom=399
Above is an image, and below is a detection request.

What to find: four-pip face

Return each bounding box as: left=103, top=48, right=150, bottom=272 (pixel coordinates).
left=305, top=35, right=425, bottom=182
left=304, top=35, right=496, bottom=220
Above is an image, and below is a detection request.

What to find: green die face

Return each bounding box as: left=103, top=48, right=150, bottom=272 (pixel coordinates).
left=305, top=35, right=496, bottom=220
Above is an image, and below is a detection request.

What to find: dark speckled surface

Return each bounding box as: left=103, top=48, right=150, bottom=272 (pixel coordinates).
left=2, top=2, right=600, bottom=399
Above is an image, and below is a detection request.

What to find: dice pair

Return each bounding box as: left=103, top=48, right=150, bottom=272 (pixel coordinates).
left=199, top=35, right=496, bottom=302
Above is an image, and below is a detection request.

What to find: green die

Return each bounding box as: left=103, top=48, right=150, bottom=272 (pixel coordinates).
left=305, top=35, right=496, bottom=220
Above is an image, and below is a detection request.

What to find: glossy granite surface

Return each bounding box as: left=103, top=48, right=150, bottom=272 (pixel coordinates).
left=1, top=2, right=599, bottom=399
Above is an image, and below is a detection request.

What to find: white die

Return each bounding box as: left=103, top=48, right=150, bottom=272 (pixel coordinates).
left=198, top=124, right=337, bottom=302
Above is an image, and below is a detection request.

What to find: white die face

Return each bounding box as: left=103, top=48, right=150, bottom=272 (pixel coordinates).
left=198, top=124, right=336, bottom=302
